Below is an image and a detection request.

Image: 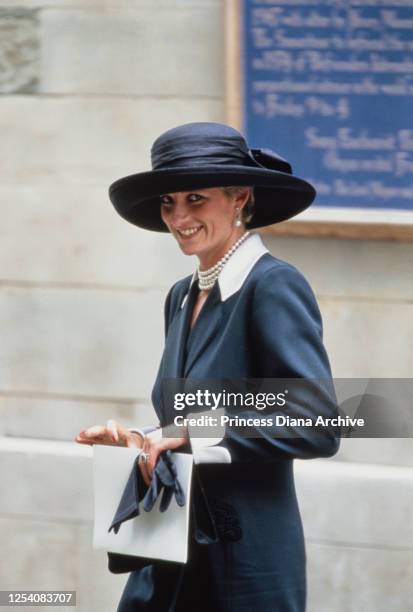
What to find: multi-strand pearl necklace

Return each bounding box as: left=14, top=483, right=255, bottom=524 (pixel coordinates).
left=197, top=231, right=251, bottom=290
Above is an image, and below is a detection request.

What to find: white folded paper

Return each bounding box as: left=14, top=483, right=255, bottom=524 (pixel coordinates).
left=93, top=446, right=193, bottom=563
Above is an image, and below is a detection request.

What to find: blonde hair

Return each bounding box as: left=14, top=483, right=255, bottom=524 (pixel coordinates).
left=222, top=186, right=255, bottom=225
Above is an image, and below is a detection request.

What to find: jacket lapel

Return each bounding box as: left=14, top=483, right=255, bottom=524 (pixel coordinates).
left=161, top=280, right=197, bottom=379
left=161, top=311, right=187, bottom=380
left=184, top=283, right=223, bottom=376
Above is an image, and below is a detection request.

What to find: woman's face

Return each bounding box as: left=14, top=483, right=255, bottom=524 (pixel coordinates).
left=160, top=187, right=248, bottom=265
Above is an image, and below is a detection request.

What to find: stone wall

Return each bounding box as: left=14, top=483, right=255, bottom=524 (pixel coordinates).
left=1, top=2, right=412, bottom=611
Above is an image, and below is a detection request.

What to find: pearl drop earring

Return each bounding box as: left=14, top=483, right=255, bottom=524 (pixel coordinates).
left=234, top=207, right=242, bottom=227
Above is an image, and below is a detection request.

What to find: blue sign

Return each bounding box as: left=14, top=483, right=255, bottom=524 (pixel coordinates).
left=242, top=0, right=413, bottom=211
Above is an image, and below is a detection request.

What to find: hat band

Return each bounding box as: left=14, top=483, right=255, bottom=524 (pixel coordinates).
left=151, top=136, right=254, bottom=170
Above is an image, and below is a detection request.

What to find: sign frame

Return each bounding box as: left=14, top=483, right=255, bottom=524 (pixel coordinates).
left=225, top=0, right=413, bottom=241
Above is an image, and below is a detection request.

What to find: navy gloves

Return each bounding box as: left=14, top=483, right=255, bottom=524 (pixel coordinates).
left=141, top=450, right=185, bottom=512
left=109, top=450, right=185, bottom=534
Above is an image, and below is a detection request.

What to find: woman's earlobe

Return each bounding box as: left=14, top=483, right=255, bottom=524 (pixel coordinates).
left=234, top=207, right=243, bottom=227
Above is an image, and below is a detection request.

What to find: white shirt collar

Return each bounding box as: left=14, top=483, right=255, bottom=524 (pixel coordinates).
left=181, top=233, right=268, bottom=307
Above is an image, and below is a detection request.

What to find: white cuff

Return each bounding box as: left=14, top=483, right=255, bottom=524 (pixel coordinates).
left=191, top=445, right=231, bottom=464
left=187, top=409, right=232, bottom=464
left=129, top=425, right=159, bottom=441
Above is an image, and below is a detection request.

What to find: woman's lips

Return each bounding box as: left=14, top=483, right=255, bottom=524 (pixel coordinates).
left=176, top=225, right=203, bottom=238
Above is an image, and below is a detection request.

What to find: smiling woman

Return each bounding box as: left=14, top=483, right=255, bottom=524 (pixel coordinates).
left=159, top=187, right=253, bottom=269
left=76, top=122, right=339, bottom=612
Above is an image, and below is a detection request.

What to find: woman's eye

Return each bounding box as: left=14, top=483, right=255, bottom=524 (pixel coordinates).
left=188, top=194, right=203, bottom=204
left=160, top=196, right=173, bottom=206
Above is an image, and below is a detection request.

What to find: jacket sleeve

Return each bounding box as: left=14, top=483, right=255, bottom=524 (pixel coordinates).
left=189, top=264, right=340, bottom=464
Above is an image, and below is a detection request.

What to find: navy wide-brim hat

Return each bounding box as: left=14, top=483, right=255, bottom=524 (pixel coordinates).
left=109, top=122, right=316, bottom=232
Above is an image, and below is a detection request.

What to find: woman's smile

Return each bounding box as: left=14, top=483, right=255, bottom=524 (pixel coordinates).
left=175, top=225, right=203, bottom=238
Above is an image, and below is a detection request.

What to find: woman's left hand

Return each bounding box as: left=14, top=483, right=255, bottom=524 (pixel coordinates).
left=139, top=426, right=189, bottom=486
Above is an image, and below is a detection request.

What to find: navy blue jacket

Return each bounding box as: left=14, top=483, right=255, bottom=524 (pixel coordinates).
left=118, top=234, right=339, bottom=612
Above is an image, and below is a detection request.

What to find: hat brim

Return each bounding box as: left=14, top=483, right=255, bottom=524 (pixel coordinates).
left=109, top=166, right=316, bottom=232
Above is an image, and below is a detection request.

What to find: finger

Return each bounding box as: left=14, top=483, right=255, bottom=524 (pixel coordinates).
left=126, top=433, right=143, bottom=448
left=143, top=438, right=153, bottom=481
left=75, top=435, right=116, bottom=446
left=75, top=437, right=95, bottom=446
left=143, top=439, right=153, bottom=483
left=107, top=419, right=119, bottom=443
left=141, top=438, right=154, bottom=485
left=118, top=427, right=138, bottom=448
left=140, top=465, right=151, bottom=487
left=81, top=425, right=106, bottom=438
left=147, top=436, right=168, bottom=479
left=75, top=428, right=107, bottom=445
left=77, top=433, right=106, bottom=442
left=147, top=446, right=161, bottom=481
left=111, top=422, right=135, bottom=447
left=139, top=454, right=151, bottom=486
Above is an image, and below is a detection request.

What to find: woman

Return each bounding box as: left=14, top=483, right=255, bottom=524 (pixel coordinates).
left=76, top=122, right=340, bottom=611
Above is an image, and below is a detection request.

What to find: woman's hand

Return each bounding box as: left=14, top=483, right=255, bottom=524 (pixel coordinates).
left=75, top=419, right=143, bottom=448
left=75, top=420, right=189, bottom=487
left=139, top=426, right=189, bottom=486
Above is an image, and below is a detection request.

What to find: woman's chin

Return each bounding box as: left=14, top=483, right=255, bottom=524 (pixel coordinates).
left=175, top=232, right=205, bottom=256
left=178, top=242, right=202, bottom=256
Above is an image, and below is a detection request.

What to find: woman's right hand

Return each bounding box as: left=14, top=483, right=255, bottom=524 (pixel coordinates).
left=75, top=419, right=144, bottom=448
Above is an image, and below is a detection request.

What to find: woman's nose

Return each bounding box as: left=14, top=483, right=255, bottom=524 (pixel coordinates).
left=170, top=203, right=190, bottom=224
